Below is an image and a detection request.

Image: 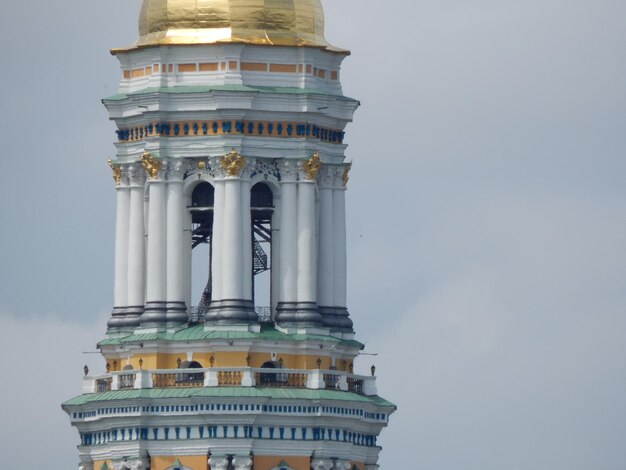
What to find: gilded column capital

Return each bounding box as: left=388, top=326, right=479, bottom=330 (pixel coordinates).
left=219, top=148, right=246, bottom=178
left=128, top=163, right=147, bottom=186
left=341, top=162, right=352, bottom=187
left=300, top=152, right=322, bottom=181
left=140, top=152, right=162, bottom=180
left=108, top=159, right=122, bottom=186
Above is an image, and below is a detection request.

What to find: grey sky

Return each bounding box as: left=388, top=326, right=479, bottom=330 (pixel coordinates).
left=1, top=0, right=625, bottom=468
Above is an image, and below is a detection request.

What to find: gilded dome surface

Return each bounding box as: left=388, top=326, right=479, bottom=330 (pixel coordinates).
left=134, top=0, right=335, bottom=49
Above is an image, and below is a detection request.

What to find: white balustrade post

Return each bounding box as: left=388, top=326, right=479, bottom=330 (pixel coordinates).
left=337, top=374, right=348, bottom=391
left=111, top=374, right=119, bottom=391
left=362, top=376, right=378, bottom=396
left=82, top=377, right=96, bottom=394
left=306, top=370, right=325, bottom=390
left=241, top=369, right=255, bottom=387
left=205, top=369, right=219, bottom=387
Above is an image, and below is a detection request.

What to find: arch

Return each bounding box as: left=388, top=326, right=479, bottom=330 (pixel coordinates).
left=176, top=360, right=204, bottom=384
left=251, top=182, right=274, bottom=208
left=191, top=181, right=214, bottom=207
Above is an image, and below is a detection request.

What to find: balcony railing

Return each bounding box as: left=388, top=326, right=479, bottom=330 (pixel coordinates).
left=189, top=306, right=272, bottom=323
left=83, top=367, right=377, bottom=396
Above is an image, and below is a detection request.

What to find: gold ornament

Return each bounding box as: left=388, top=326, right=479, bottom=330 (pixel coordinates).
left=107, top=159, right=121, bottom=186
left=343, top=162, right=352, bottom=187
left=219, top=149, right=246, bottom=177
left=196, top=160, right=206, bottom=170
left=302, top=153, right=321, bottom=181
left=140, top=152, right=161, bottom=179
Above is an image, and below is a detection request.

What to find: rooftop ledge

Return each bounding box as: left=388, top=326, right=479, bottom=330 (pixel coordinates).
left=81, top=367, right=377, bottom=397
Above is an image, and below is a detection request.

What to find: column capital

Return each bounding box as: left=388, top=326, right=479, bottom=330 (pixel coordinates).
left=232, top=455, right=253, bottom=470
left=208, top=456, right=230, bottom=470
left=332, top=162, right=351, bottom=188
left=78, top=463, right=94, bottom=470
left=218, top=148, right=246, bottom=178
left=108, top=159, right=125, bottom=187
left=318, top=164, right=336, bottom=188
left=128, top=162, right=146, bottom=186
left=310, top=459, right=334, bottom=470
left=279, top=159, right=299, bottom=182
left=335, top=461, right=353, bottom=470
left=140, top=152, right=163, bottom=180
left=166, top=160, right=185, bottom=181
left=299, top=152, right=321, bottom=181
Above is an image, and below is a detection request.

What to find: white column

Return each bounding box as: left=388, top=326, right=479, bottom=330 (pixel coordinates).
left=297, top=179, right=317, bottom=304
left=317, top=166, right=335, bottom=309
left=143, top=160, right=167, bottom=324
left=166, top=161, right=187, bottom=322
left=211, top=178, right=225, bottom=301
left=126, top=164, right=146, bottom=313
left=113, top=169, right=130, bottom=309
left=278, top=161, right=298, bottom=305
left=241, top=177, right=253, bottom=301
left=333, top=171, right=347, bottom=309
left=222, top=177, right=243, bottom=300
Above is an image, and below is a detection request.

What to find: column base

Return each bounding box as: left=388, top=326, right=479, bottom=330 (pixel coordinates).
left=319, top=306, right=354, bottom=333
left=165, top=301, right=188, bottom=325
left=107, top=306, right=143, bottom=329
left=139, top=301, right=168, bottom=326
left=205, top=299, right=256, bottom=325
left=275, top=301, right=323, bottom=327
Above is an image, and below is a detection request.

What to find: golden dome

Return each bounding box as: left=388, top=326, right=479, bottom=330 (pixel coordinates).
left=132, top=0, right=339, bottom=50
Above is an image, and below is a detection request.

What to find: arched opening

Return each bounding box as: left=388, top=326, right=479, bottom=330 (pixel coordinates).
left=190, top=182, right=214, bottom=322
left=176, top=360, right=204, bottom=384
left=251, top=183, right=274, bottom=323
left=120, top=364, right=135, bottom=389
left=259, top=360, right=277, bottom=385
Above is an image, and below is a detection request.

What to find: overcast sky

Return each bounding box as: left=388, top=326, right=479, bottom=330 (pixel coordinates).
left=1, top=0, right=625, bottom=468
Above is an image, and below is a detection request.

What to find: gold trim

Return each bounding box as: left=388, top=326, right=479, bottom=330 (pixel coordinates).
left=219, top=149, right=246, bottom=177
left=107, top=159, right=121, bottom=186
left=140, top=152, right=161, bottom=179
left=343, top=163, right=352, bottom=187
left=302, top=153, right=321, bottom=181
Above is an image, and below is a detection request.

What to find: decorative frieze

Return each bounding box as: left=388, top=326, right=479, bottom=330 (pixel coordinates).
left=115, top=119, right=346, bottom=145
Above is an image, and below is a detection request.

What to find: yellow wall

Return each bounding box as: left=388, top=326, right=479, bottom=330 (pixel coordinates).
left=151, top=455, right=207, bottom=470
left=253, top=455, right=310, bottom=470
left=104, top=351, right=355, bottom=372
left=93, top=460, right=111, bottom=470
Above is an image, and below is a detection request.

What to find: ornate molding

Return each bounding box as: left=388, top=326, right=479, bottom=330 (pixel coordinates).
left=219, top=149, right=246, bottom=177
left=301, top=152, right=321, bottom=181
left=116, top=119, right=345, bottom=146
left=112, top=460, right=147, bottom=470
left=335, top=461, right=353, bottom=470
left=108, top=159, right=122, bottom=186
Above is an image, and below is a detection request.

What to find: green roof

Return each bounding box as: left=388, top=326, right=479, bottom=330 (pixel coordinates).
left=104, top=85, right=358, bottom=102
left=63, top=387, right=395, bottom=408
left=98, top=324, right=363, bottom=349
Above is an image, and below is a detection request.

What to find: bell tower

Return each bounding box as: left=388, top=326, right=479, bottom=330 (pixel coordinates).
left=63, top=1, right=395, bottom=469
